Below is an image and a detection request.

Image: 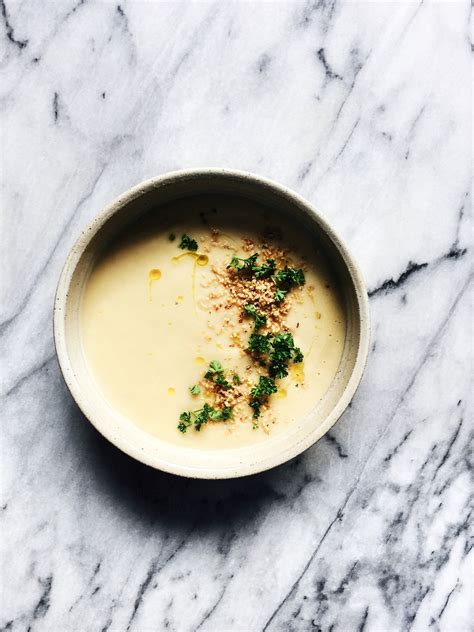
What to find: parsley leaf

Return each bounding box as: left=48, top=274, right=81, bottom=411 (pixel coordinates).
left=249, top=375, right=277, bottom=418
left=253, top=258, right=276, bottom=279
left=228, top=253, right=259, bottom=271
left=232, top=374, right=241, bottom=385
left=244, top=304, right=267, bottom=331
left=178, top=402, right=233, bottom=432
left=204, top=361, right=232, bottom=390
left=273, top=266, right=305, bottom=288
left=268, top=332, right=304, bottom=379
left=189, top=385, right=201, bottom=395
left=247, top=332, right=272, bottom=356
left=274, top=288, right=287, bottom=304
left=179, top=233, right=198, bottom=251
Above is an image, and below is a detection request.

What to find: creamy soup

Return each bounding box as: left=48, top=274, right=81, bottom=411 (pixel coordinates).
left=80, top=196, right=346, bottom=450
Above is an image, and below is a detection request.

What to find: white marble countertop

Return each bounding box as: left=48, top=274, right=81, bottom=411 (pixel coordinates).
left=1, top=1, right=472, bottom=630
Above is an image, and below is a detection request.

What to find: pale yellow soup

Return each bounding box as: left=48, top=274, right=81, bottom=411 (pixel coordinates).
left=80, top=196, right=346, bottom=450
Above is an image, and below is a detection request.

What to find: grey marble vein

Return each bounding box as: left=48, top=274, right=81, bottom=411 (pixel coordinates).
left=1, top=1, right=472, bottom=631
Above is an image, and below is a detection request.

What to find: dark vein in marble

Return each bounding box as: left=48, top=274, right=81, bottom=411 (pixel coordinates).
left=384, top=429, right=413, bottom=462
left=369, top=228, right=469, bottom=298
left=405, top=104, right=426, bottom=160
left=27, top=575, right=53, bottom=630
left=1, top=0, right=28, bottom=49
left=396, top=0, right=425, bottom=47
left=368, top=260, right=428, bottom=297
left=257, top=53, right=272, bottom=74
left=331, top=47, right=370, bottom=127
left=437, top=580, right=459, bottom=621
left=312, top=117, right=360, bottom=185
left=358, top=606, right=369, bottom=631
left=4, top=354, right=55, bottom=398
left=430, top=417, right=463, bottom=484
left=68, top=561, right=102, bottom=612
left=298, top=0, right=337, bottom=31
left=262, top=507, right=344, bottom=630
left=0, top=164, right=107, bottom=335
left=195, top=583, right=229, bottom=631
left=53, top=92, right=59, bottom=122
left=406, top=586, right=430, bottom=629
left=317, top=48, right=342, bottom=80
left=334, top=561, right=358, bottom=593
left=126, top=559, right=160, bottom=630
left=325, top=431, right=348, bottom=458
left=126, top=539, right=187, bottom=630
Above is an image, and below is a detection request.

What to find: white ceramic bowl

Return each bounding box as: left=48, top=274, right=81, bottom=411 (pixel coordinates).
left=54, top=169, right=370, bottom=478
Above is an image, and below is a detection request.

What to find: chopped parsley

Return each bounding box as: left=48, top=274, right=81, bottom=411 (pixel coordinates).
left=178, top=403, right=233, bottom=433
left=254, top=258, right=276, bottom=279
left=179, top=233, right=198, bottom=251
left=232, top=374, right=241, bottom=385
left=247, top=331, right=303, bottom=379
left=228, top=253, right=259, bottom=272
left=247, top=332, right=272, bottom=356
left=244, top=304, right=267, bottom=331
left=189, top=384, right=201, bottom=395
left=268, top=332, right=303, bottom=378
left=249, top=375, right=277, bottom=418
left=228, top=253, right=276, bottom=279
left=274, top=288, right=287, bottom=304
left=274, top=266, right=305, bottom=288
left=204, top=361, right=232, bottom=390
left=169, top=233, right=176, bottom=242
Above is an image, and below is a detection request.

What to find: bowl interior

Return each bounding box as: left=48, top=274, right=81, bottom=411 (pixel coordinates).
left=55, top=171, right=369, bottom=478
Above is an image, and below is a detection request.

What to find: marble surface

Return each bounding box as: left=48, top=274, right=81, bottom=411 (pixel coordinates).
left=1, top=1, right=472, bottom=630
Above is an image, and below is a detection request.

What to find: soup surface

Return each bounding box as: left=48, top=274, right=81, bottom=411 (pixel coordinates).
left=80, top=196, right=346, bottom=449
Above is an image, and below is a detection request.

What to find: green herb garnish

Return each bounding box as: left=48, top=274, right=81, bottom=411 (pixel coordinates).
left=204, top=361, right=232, bottom=390
left=228, top=253, right=276, bottom=279
left=274, top=288, right=287, bottom=304
left=169, top=233, right=176, bottom=242
left=249, top=375, right=278, bottom=418
left=274, top=266, right=305, bottom=288
left=232, top=374, right=241, bottom=385
left=247, top=331, right=303, bottom=378
left=268, top=332, right=304, bottom=379
left=247, top=332, right=272, bottom=356
left=178, top=403, right=233, bottom=432
left=189, top=384, right=201, bottom=395
left=254, top=258, right=276, bottom=279
left=244, top=304, right=267, bottom=331
left=179, top=233, right=198, bottom=251
left=228, top=253, right=259, bottom=272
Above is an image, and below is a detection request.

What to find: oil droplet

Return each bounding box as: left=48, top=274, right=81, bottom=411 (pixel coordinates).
left=290, top=362, right=305, bottom=383
left=149, top=268, right=161, bottom=281
left=315, top=311, right=321, bottom=319
left=195, top=356, right=205, bottom=365
left=167, top=387, right=175, bottom=395
left=148, top=268, right=162, bottom=301
left=172, top=252, right=208, bottom=265
left=276, top=388, right=287, bottom=399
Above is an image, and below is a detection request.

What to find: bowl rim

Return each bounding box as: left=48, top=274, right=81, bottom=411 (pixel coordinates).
left=54, top=168, right=370, bottom=479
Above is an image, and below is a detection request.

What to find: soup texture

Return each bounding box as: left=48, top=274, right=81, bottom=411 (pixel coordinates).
left=80, top=196, right=346, bottom=449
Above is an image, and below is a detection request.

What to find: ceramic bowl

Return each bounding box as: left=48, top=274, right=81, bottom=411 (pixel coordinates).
left=54, top=169, right=370, bottom=478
